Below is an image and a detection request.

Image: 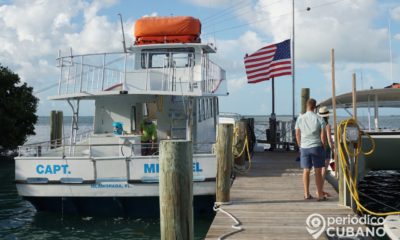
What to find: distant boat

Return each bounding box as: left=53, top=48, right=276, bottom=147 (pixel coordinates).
left=319, top=87, right=400, bottom=178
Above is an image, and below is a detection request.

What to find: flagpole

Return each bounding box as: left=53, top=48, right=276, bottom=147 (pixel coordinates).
left=270, top=77, right=276, bottom=151
left=292, top=0, right=295, bottom=119
left=272, top=77, right=275, bottom=115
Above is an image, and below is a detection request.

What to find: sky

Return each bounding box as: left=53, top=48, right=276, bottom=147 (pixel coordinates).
left=1, top=0, right=400, bottom=116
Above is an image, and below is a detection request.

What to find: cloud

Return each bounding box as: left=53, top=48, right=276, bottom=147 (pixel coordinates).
left=236, top=0, right=389, bottom=63
left=391, top=6, right=400, bottom=22
left=182, top=0, right=232, bottom=8
left=0, top=0, right=137, bottom=115
left=209, top=31, right=263, bottom=75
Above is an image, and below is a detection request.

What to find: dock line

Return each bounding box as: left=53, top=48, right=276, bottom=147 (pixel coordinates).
left=213, top=202, right=243, bottom=240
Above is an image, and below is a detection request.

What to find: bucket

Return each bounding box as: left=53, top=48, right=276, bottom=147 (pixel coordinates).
left=112, top=122, right=123, bottom=135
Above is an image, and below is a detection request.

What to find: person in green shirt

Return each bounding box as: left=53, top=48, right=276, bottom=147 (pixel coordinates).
left=140, top=117, right=157, bottom=155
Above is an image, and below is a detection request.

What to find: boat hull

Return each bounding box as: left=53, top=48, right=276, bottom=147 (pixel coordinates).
left=24, top=195, right=215, bottom=217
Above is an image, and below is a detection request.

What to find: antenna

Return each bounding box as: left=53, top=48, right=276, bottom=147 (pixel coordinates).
left=118, top=13, right=127, bottom=53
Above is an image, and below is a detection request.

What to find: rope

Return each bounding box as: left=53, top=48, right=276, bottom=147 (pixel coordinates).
left=213, top=203, right=243, bottom=240
left=338, top=118, right=400, bottom=216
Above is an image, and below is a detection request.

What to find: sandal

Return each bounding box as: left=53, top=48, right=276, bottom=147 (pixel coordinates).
left=323, top=191, right=331, bottom=197
left=304, top=195, right=314, bottom=200
left=316, top=191, right=331, bottom=198
left=317, top=196, right=327, bottom=202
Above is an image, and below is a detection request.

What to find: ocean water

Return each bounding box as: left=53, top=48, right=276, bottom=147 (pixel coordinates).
left=0, top=116, right=212, bottom=240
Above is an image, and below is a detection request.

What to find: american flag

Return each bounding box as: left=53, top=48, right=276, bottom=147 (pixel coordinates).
left=244, top=39, right=292, bottom=84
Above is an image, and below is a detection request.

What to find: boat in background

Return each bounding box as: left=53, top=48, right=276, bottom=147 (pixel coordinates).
left=318, top=86, right=400, bottom=181
left=15, top=16, right=228, bottom=217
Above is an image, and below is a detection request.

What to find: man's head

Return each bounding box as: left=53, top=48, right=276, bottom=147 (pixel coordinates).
left=144, top=116, right=153, bottom=124
left=306, top=98, right=317, bottom=111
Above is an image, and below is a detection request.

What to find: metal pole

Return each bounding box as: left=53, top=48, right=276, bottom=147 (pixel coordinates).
left=271, top=77, right=275, bottom=115
left=352, top=73, right=357, bottom=121
left=101, top=54, right=106, bottom=91
left=374, top=94, right=379, bottom=130
left=388, top=16, right=393, bottom=84
left=58, top=50, right=62, bottom=95
left=80, top=56, right=84, bottom=92
left=123, top=53, right=127, bottom=91
left=292, top=0, right=295, bottom=119
left=118, top=13, right=127, bottom=53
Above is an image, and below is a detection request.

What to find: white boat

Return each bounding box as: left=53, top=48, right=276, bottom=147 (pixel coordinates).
left=15, top=20, right=228, bottom=216
left=318, top=87, right=400, bottom=180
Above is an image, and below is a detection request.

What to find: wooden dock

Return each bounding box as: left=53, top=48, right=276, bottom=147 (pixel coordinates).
left=206, top=151, right=359, bottom=240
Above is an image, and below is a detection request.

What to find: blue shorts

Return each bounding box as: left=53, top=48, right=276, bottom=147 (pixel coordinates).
left=300, top=146, right=325, bottom=169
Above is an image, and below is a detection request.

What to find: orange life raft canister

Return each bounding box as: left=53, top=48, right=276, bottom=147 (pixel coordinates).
left=134, top=16, right=201, bottom=45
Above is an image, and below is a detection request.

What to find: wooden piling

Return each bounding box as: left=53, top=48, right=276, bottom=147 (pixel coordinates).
left=159, top=140, right=193, bottom=240
left=216, top=124, right=234, bottom=203
left=50, top=111, right=63, bottom=149
left=57, top=111, right=63, bottom=147
left=300, top=88, right=310, bottom=114
left=330, top=49, right=344, bottom=206
left=349, top=73, right=357, bottom=210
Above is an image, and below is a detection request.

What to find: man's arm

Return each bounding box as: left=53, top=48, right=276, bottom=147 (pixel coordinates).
left=296, top=128, right=301, bottom=147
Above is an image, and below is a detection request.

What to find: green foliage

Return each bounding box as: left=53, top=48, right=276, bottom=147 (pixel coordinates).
left=0, top=64, right=38, bottom=151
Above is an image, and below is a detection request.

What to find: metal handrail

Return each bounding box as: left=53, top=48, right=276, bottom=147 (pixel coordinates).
left=56, top=50, right=225, bottom=96
left=18, top=140, right=215, bottom=157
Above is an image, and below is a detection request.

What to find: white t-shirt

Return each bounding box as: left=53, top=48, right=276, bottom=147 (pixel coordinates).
left=295, top=111, right=325, bottom=148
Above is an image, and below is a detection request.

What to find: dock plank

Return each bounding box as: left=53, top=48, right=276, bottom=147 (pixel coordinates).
left=205, top=151, right=360, bottom=240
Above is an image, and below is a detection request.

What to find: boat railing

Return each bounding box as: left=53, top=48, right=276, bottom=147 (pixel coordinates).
left=56, top=51, right=226, bottom=97
left=201, top=57, right=226, bottom=94
left=18, top=140, right=215, bottom=158
left=18, top=130, right=92, bottom=157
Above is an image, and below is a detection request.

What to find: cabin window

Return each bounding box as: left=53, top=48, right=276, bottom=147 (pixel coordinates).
left=141, top=48, right=195, bottom=69
left=209, top=98, right=214, bottom=118
left=197, top=100, right=201, bottom=122
left=172, top=52, right=194, bottom=68
left=202, top=99, right=207, bottom=121
left=130, top=106, right=136, bottom=132
left=149, top=53, right=169, bottom=68
left=215, top=98, right=219, bottom=115
left=205, top=99, right=208, bottom=119
left=199, top=99, right=203, bottom=122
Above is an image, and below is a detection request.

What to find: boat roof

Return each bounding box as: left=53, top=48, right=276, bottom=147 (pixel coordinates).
left=318, top=88, right=400, bottom=108
left=128, top=43, right=217, bottom=53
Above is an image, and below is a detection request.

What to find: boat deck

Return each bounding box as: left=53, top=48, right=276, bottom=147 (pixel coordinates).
left=205, top=151, right=361, bottom=240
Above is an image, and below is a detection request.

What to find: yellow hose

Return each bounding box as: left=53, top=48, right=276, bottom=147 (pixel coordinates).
left=232, top=126, right=252, bottom=173
left=338, top=118, right=400, bottom=216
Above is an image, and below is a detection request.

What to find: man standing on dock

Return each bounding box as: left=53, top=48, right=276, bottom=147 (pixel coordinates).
left=295, top=99, right=326, bottom=201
